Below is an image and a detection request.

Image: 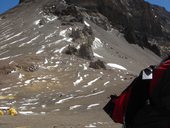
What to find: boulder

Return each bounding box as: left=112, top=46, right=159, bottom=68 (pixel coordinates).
left=78, top=44, right=94, bottom=60
left=64, top=45, right=78, bottom=55
left=89, top=60, right=106, bottom=69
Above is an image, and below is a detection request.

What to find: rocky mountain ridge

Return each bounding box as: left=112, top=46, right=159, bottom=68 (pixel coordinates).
left=63, top=0, right=170, bottom=56
left=18, top=0, right=170, bottom=56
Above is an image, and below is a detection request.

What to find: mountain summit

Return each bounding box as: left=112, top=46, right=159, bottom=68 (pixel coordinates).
left=19, top=0, right=170, bottom=56
left=0, top=0, right=165, bottom=127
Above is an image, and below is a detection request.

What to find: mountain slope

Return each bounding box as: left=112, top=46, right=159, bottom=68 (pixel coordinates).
left=65, top=0, right=170, bottom=56
left=0, top=0, right=161, bottom=127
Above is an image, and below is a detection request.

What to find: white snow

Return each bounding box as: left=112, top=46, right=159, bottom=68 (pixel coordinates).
left=24, top=78, right=35, bottom=84
left=63, top=37, right=72, bottom=42
left=44, top=58, right=48, bottom=64
left=85, top=124, right=96, bottom=128
left=19, top=35, right=40, bottom=47
left=24, top=98, right=39, bottom=102
left=104, top=81, right=110, bottom=86
left=83, top=64, right=88, bottom=70
left=0, top=54, right=22, bottom=61
left=58, top=45, right=68, bottom=54
left=22, top=102, right=39, bottom=106
left=94, top=53, right=104, bottom=58
left=76, top=44, right=81, bottom=49
left=37, top=75, right=50, bottom=80
left=59, top=29, right=68, bottom=37
left=63, top=37, right=73, bottom=42
left=19, top=111, right=37, bottom=115
left=0, top=56, right=10, bottom=61
left=10, top=70, right=17, bottom=73
left=55, top=96, right=74, bottom=104
left=0, top=107, right=10, bottom=110
left=84, top=74, right=89, bottom=78
left=52, top=109, right=60, bottom=112
left=26, top=35, right=40, bottom=45
left=44, top=15, right=58, bottom=22
left=73, top=77, right=83, bottom=86
left=59, top=28, right=72, bottom=42
left=107, top=63, right=127, bottom=70
left=83, top=77, right=101, bottom=88
left=1, top=87, right=11, bottom=91
left=36, top=45, right=45, bottom=54
left=9, top=37, right=28, bottom=45
left=46, top=64, right=59, bottom=69
left=87, top=103, right=100, bottom=110
left=3, top=33, right=14, bottom=40
left=69, top=105, right=81, bottom=110
left=92, top=37, right=103, bottom=49
left=45, top=30, right=58, bottom=40
left=40, top=112, right=46, bottom=115
left=48, top=39, right=63, bottom=47
left=84, top=21, right=90, bottom=27
left=76, top=90, right=105, bottom=98
left=34, top=19, right=41, bottom=25
left=4, top=32, right=23, bottom=41
left=59, top=27, right=72, bottom=37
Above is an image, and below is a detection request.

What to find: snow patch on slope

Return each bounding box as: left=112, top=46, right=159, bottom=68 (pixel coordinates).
left=107, top=63, right=127, bottom=70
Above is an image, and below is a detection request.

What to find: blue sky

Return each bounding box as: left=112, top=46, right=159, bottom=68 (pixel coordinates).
left=145, top=0, right=170, bottom=11
left=0, top=0, right=169, bottom=14
left=0, top=0, right=19, bottom=14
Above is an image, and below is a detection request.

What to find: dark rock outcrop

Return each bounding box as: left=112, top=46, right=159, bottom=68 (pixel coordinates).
left=17, top=63, right=39, bottom=72
left=43, top=1, right=84, bottom=24
left=78, top=44, right=94, bottom=60
left=19, top=0, right=34, bottom=3
left=64, top=25, right=95, bottom=60
left=0, top=65, right=16, bottom=75
left=89, top=60, right=106, bottom=69
left=64, top=45, right=78, bottom=55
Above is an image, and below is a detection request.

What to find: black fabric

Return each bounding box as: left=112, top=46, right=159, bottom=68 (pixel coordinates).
left=151, top=66, right=170, bottom=111
left=131, top=105, right=170, bottom=128
left=125, top=72, right=150, bottom=127
left=103, top=95, right=117, bottom=118
left=130, top=66, right=170, bottom=128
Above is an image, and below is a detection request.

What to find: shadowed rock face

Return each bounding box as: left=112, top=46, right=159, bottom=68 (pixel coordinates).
left=65, top=0, right=170, bottom=56
left=19, top=0, right=33, bottom=3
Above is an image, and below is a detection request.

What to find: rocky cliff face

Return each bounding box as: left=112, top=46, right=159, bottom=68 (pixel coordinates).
left=19, top=0, right=170, bottom=56
left=65, top=0, right=170, bottom=56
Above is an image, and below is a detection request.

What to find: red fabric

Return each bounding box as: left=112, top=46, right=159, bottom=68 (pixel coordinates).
left=112, top=87, right=132, bottom=123
left=149, top=60, right=170, bottom=95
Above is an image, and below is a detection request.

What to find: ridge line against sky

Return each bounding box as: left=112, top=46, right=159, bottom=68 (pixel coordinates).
left=145, top=0, right=170, bottom=12
left=0, top=0, right=170, bottom=14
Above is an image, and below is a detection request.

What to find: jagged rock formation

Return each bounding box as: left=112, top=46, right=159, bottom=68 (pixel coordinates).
left=65, top=0, right=170, bottom=56
left=59, top=25, right=95, bottom=60
left=43, top=2, right=84, bottom=25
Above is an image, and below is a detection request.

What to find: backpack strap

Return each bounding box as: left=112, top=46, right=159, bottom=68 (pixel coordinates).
left=125, top=70, right=151, bottom=126
left=149, top=60, right=170, bottom=96
left=149, top=60, right=170, bottom=110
